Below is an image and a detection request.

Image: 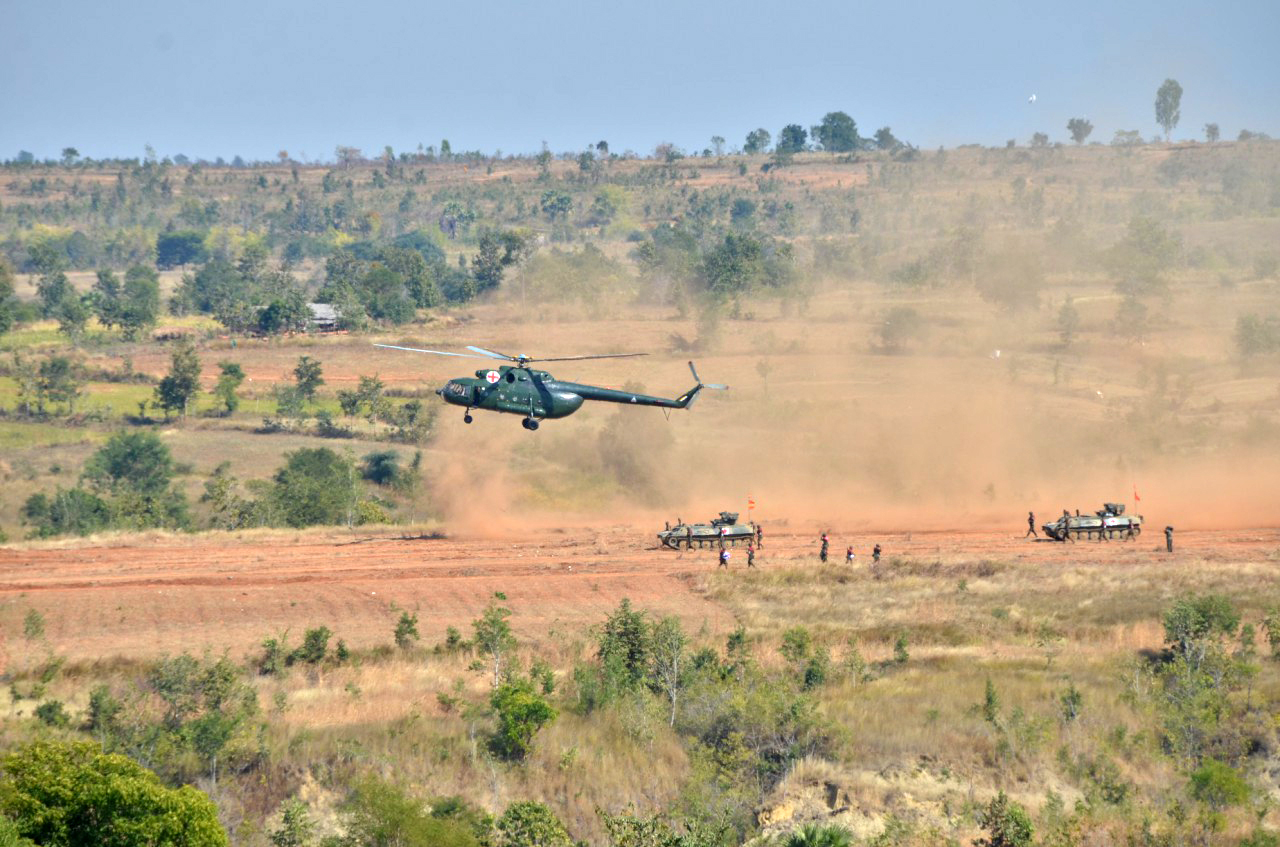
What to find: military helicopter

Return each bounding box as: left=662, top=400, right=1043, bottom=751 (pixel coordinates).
left=374, top=344, right=726, bottom=430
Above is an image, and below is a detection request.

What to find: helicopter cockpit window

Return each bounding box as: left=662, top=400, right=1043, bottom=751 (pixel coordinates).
left=505, top=372, right=515, bottom=383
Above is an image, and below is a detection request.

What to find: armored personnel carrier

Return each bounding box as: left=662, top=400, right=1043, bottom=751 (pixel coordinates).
left=658, top=512, right=755, bottom=550
left=1043, top=503, right=1143, bottom=541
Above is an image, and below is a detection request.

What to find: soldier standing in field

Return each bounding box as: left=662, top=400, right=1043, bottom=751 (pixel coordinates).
left=719, top=547, right=730, bottom=568
left=873, top=543, right=882, bottom=563
left=846, top=545, right=855, bottom=564
left=1025, top=512, right=1038, bottom=538
left=756, top=524, right=764, bottom=548
left=1165, top=526, right=1174, bottom=553
left=747, top=544, right=756, bottom=568
left=820, top=533, right=829, bottom=563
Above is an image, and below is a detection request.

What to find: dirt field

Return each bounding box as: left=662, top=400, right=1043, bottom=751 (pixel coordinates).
left=4, top=524, right=1276, bottom=671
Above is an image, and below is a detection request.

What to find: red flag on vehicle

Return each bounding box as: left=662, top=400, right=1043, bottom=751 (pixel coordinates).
left=747, top=497, right=756, bottom=510
left=1133, top=484, right=1141, bottom=502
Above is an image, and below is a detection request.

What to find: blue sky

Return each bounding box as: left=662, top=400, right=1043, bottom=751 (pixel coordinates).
left=3, top=0, right=1277, bottom=162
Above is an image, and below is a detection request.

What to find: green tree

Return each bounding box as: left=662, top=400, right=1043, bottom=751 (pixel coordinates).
left=1106, top=215, right=1180, bottom=298
left=777, top=124, right=808, bottom=154
left=82, top=430, right=189, bottom=529
left=472, top=230, right=531, bottom=295
left=269, top=448, right=360, bottom=528
left=1204, top=122, right=1220, bottom=142
left=473, top=595, right=517, bottom=686
left=539, top=191, right=573, bottom=222
left=293, top=355, right=324, bottom=401
left=744, top=128, right=771, bottom=154
left=1234, top=314, right=1280, bottom=356
left=36, top=356, right=84, bottom=414
left=701, top=233, right=764, bottom=297
left=155, top=230, right=207, bottom=269
left=0, top=260, right=18, bottom=335
left=873, top=127, right=901, bottom=151
left=117, top=266, right=161, bottom=340
left=1164, top=594, right=1239, bottom=666
left=1067, top=117, right=1093, bottom=144
left=154, top=338, right=201, bottom=418
left=91, top=269, right=123, bottom=329
left=0, top=740, right=228, bottom=847
left=54, top=292, right=90, bottom=340
left=876, top=306, right=924, bottom=353
left=650, top=616, right=687, bottom=726
left=495, top=801, right=571, bottom=847
left=269, top=799, right=315, bottom=847
left=214, top=361, right=245, bottom=413
left=815, top=111, right=858, bottom=152
left=1155, top=78, right=1183, bottom=140
left=489, top=680, right=557, bottom=760
left=598, top=598, right=652, bottom=691
left=20, top=488, right=111, bottom=538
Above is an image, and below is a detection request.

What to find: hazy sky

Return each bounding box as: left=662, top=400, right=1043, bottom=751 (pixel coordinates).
left=4, top=0, right=1278, bottom=162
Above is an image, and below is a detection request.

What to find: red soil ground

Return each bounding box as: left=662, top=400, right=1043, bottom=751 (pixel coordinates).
left=3, top=525, right=1276, bottom=671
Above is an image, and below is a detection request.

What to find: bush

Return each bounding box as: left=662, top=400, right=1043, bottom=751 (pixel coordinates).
left=0, top=740, right=227, bottom=846
left=394, top=611, right=420, bottom=649
left=975, top=791, right=1034, bottom=847
left=338, top=776, right=478, bottom=847
left=291, top=626, right=331, bottom=665
left=34, top=700, right=69, bottom=728
left=495, top=801, right=571, bottom=847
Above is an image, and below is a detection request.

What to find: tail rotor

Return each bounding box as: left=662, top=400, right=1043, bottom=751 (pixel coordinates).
left=680, top=361, right=728, bottom=409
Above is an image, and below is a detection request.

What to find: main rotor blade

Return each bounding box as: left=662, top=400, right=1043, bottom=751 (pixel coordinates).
left=374, top=343, right=493, bottom=360
left=702, top=383, right=729, bottom=390
left=466, top=345, right=517, bottom=361
left=534, top=353, right=649, bottom=362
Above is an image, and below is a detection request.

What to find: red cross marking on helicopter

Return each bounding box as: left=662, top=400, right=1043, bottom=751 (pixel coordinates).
left=485, top=370, right=500, bottom=383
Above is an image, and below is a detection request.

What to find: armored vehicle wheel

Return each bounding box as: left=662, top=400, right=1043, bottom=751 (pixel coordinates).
left=464, top=413, right=473, bottom=424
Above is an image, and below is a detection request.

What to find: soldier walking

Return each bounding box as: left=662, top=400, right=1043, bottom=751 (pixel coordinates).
left=873, top=543, right=882, bottom=563
left=1165, top=526, right=1174, bottom=553
left=846, top=545, right=855, bottom=564
left=1025, top=511, right=1038, bottom=538
left=719, top=547, right=730, bottom=568
left=819, top=533, right=829, bottom=564
left=747, top=544, right=756, bottom=568
left=756, top=524, right=764, bottom=548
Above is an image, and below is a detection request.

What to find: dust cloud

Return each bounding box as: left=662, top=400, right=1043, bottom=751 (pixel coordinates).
left=425, top=292, right=1280, bottom=537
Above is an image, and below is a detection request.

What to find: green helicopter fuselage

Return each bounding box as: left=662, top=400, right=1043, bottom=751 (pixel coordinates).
left=437, top=365, right=702, bottom=420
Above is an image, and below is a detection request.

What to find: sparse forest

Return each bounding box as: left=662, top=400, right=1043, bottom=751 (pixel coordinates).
left=2, top=104, right=1280, bottom=846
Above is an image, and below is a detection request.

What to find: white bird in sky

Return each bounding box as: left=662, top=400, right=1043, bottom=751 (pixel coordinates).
left=1028, top=94, right=1037, bottom=104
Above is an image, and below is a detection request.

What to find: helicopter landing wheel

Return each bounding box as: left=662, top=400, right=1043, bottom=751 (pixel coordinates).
left=464, top=413, right=473, bottom=424
left=522, top=418, right=540, bottom=431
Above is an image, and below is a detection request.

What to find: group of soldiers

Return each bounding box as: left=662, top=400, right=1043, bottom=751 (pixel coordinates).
left=717, top=523, right=763, bottom=569
left=714, top=527, right=884, bottom=569
left=818, top=533, right=881, bottom=565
